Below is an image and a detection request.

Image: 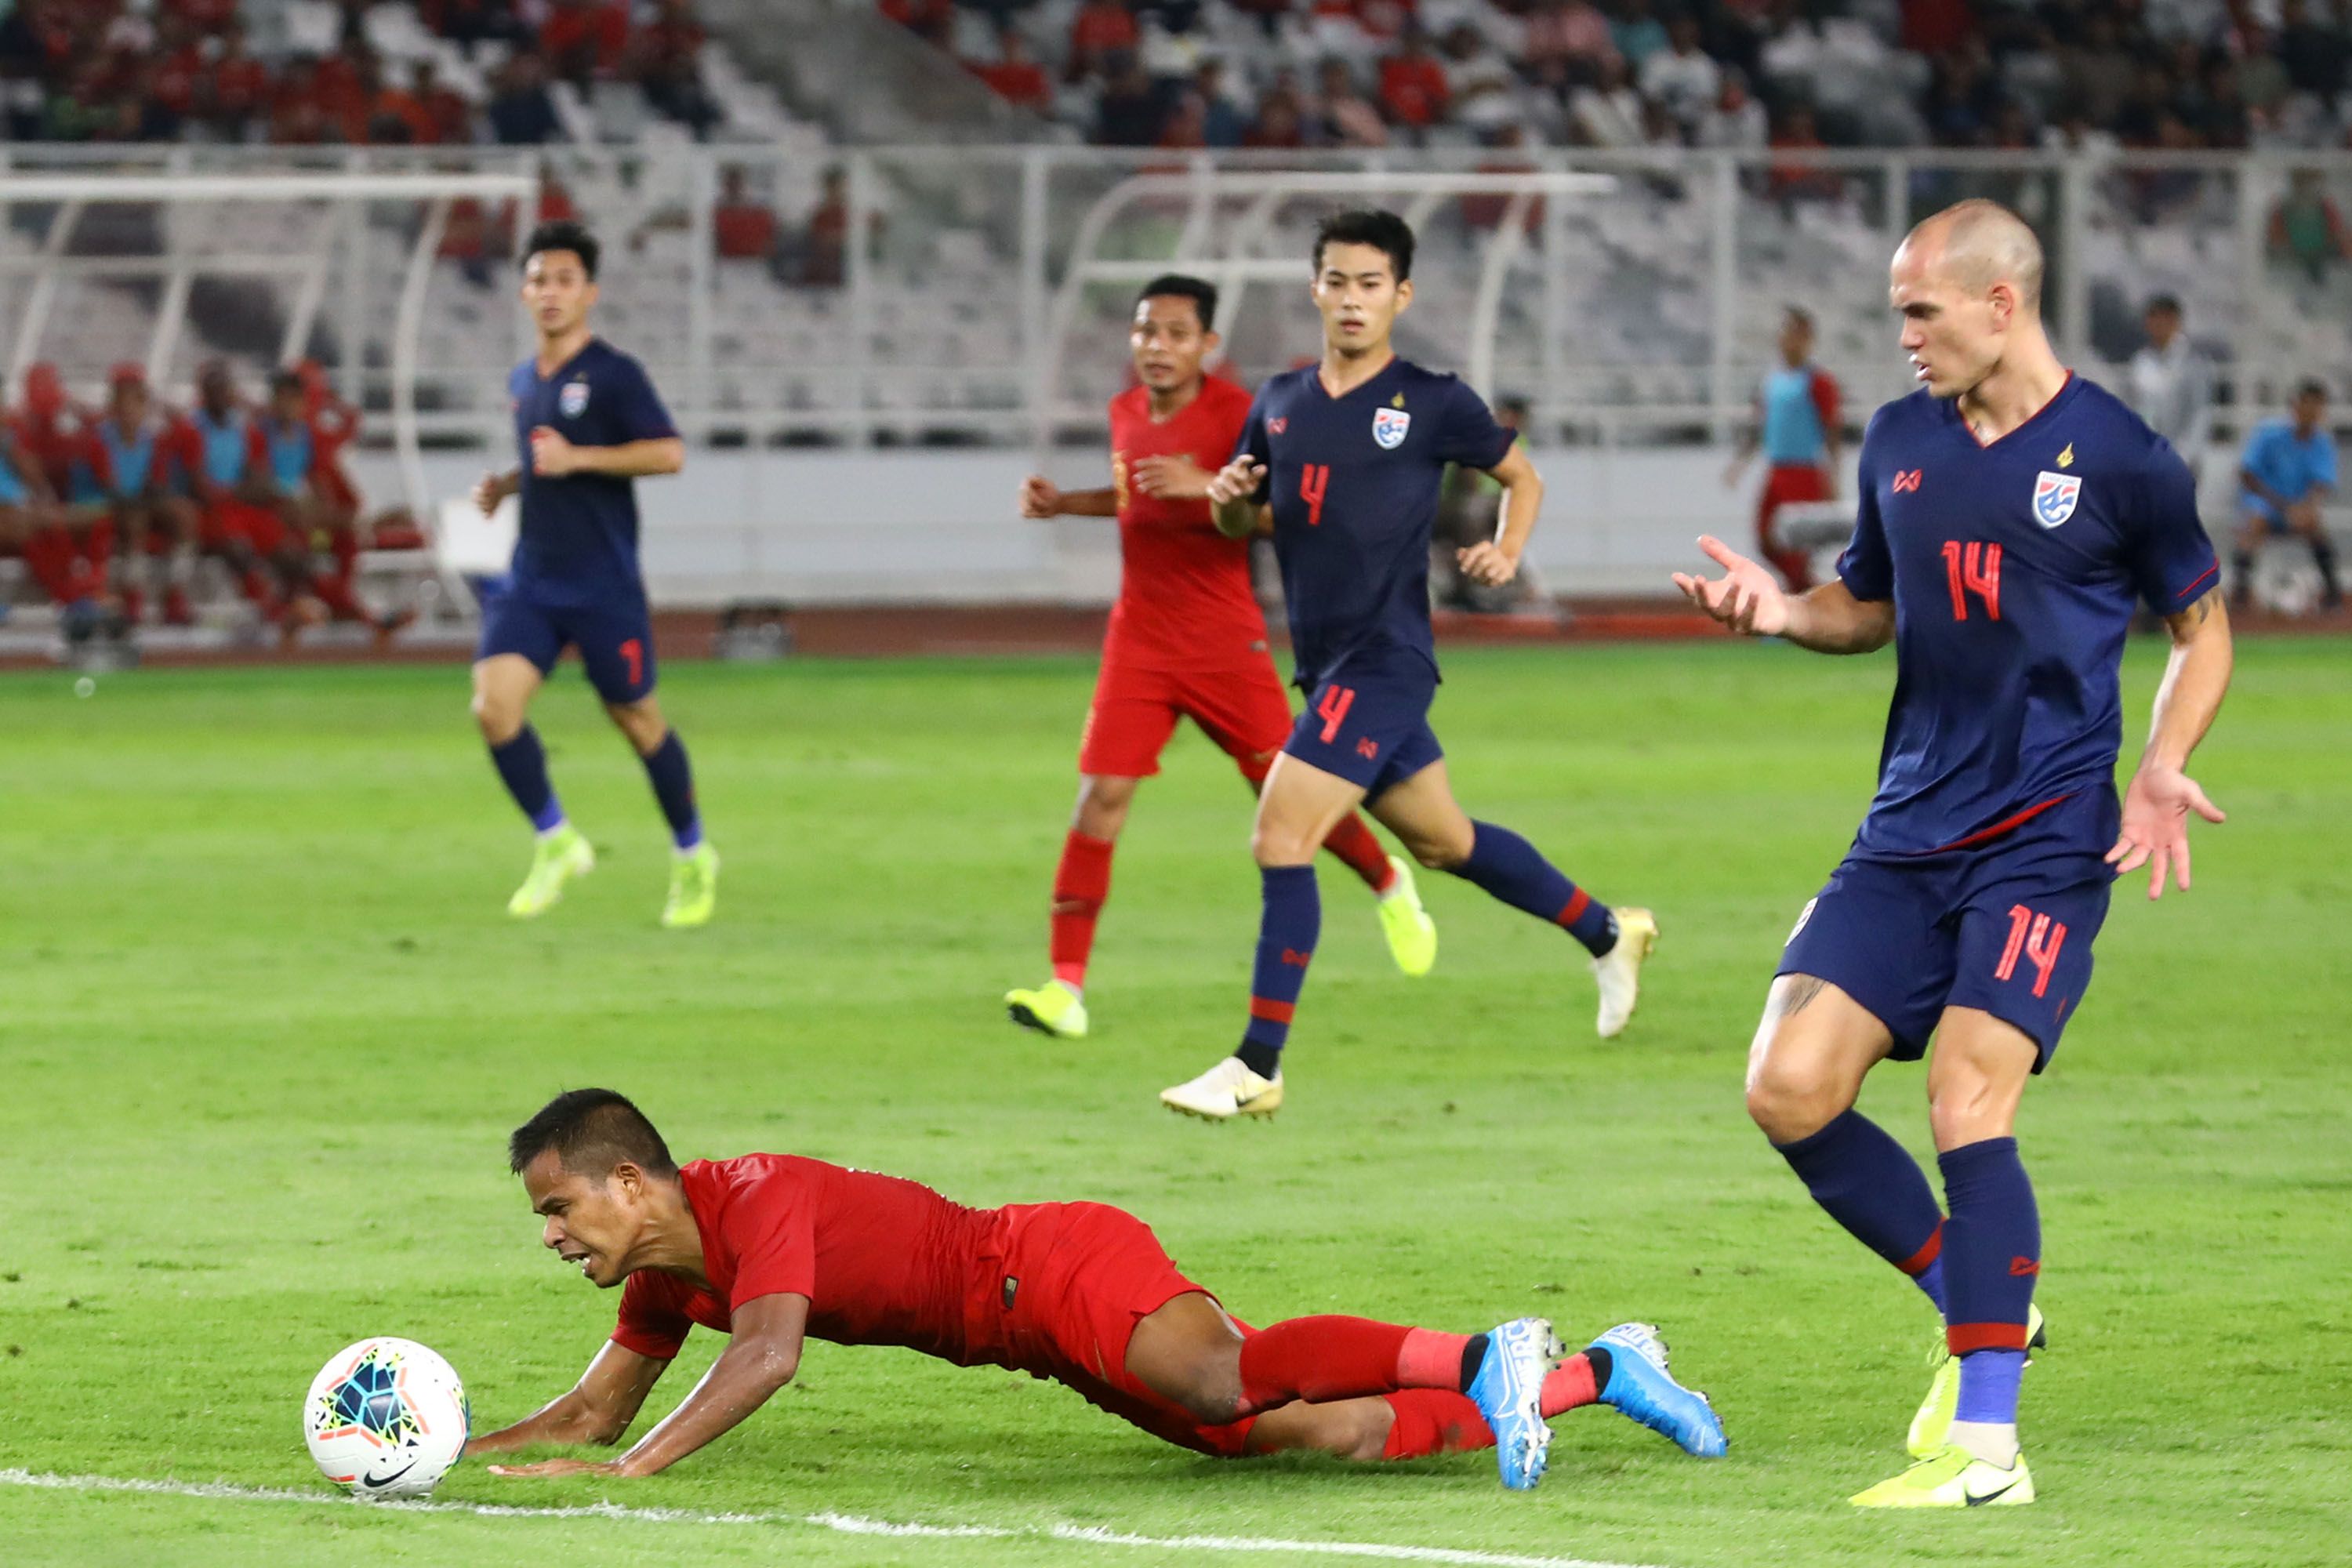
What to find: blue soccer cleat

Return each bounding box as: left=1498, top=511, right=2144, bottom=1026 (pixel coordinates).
left=1467, top=1316, right=1565, bottom=1490
left=1592, top=1322, right=1728, bottom=1458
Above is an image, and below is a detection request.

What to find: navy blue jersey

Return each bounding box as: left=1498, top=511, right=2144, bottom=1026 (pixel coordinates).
left=508, top=338, right=677, bottom=605
left=1838, top=374, right=2219, bottom=857
left=1237, top=358, right=1515, bottom=688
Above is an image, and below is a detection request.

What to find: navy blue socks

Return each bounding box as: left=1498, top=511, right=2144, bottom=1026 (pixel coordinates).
left=1448, top=821, right=1617, bottom=956
left=489, top=726, right=565, bottom=833
left=1237, top=865, right=1319, bottom=1079
left=1775, top=1109, right=1949, bottom=1314
left=641, top=728, right=703, bottom=851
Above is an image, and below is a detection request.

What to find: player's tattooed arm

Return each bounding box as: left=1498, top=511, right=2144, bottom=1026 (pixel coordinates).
left=2111, top=586, right=2232, bottom=901
left=472, top=1340, right=670, bottom=1457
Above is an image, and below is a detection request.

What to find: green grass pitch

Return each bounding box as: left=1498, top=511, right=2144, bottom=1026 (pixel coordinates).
left=1, top=639, right=2346, bottom=1568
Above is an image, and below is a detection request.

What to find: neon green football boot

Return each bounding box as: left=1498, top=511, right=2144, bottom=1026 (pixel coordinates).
left=1909, top=1302, right=2045, bottom=1458
left=1005, top=979, right=1089, bottom=1040
left=1851, top=1443, right=2034, bottom=1508
left=662, top=843, right=720, bottom=929
left=507, top=825, right=595, bottom=918
left=1375, top=855, right=1438, bottom=977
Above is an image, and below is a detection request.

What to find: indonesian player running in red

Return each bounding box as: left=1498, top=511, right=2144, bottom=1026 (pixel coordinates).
left=474, top=1090, right=1725, bottom=1490
left=1004, top=276, right=1436, bottom=1043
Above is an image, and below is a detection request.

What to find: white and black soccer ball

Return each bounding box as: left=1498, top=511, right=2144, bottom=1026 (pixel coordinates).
left=303, top=1338, right=470, bottom=1500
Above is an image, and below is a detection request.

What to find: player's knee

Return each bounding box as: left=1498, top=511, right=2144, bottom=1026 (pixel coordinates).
left=1745, top=1059, right=1842, bottom=1143
left=472, top=688, right=525, bottom=744
left=1250, top=821, right=1316, bottom=866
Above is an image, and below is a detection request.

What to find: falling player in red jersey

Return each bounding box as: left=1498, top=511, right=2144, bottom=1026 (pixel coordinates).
left=1004, top=276, right=1437, bottom=1042
left=474, top=1090, right=1726, bottom=1489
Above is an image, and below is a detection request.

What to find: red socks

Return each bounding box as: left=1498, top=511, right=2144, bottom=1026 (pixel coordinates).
left=1236, top=1318, right=1467, bottom=1414
left=1377, top=1355, right=1602, bottom=1459
left=1320, top=813, right=1398, bottom=894
left=1049, top=830, right=1114, bottom=989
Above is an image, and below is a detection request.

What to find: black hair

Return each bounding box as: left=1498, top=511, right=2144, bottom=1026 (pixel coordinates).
left=509, top=1088, right=677, bottom=1178
left=1135, top=274, right=1218, bottom=332
left=269, top=369, right=304, bottom=395
left=2145, top=294, right=2183, bottom=316
left=1313, top=209, right=1414, bottom=283
left=2295, top=377, right=2328, bottom=401
left=1783, top=306, right=1814, bottom=330
left=520, top=219, right=601, bottom=280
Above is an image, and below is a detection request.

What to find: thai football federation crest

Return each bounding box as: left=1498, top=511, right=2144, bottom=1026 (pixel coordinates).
left=1371, top=407, right=1410, bottom=449
left=559, top=379, right=590, bottom=418
left=2031, top=470, right=2080, bottom=528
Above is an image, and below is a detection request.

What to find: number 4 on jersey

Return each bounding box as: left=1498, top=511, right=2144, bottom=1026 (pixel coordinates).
left=1300, top=463, right=1330, bottom=528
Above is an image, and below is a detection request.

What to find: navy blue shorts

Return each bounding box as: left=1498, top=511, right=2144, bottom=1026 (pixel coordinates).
left=477, top=581, right=657, bottom=705
left=1777, top=793, right=2118, bottom=1069
left=1282, top=652, right=1444, bottom=799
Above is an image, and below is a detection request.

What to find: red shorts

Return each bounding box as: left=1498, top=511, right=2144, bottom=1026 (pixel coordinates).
left=980, top=1201, right=1256, bottom=1458
left=201, top=497, right=291, bottom=554
left=1078, top=654, right=1297, bottom=781
left=1756, top=464, right=1831, bottom=540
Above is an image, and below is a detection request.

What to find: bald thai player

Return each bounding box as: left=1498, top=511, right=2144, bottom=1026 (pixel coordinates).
left=1676, top=200, right=2231, bottom=1508
left=472, top=1089, right=1726, bottom=1491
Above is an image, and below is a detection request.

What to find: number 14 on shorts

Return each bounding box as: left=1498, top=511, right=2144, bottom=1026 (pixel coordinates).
left=1993, top=903, right=2066, bottom=997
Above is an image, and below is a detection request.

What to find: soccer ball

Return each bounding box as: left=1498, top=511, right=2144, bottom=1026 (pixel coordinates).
left=303, top=1338, right=471, bottom=1500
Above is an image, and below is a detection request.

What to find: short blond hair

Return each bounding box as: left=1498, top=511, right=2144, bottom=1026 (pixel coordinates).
left=1904, top=198, right=2045, bottom=311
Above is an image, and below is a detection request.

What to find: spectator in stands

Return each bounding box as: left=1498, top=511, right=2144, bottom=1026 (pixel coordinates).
left=1609, top=0, right=1671, bottom=71
left=643, top=45, right=723, bottom=136
left=971, top=27, right=1054, bottom=113
left=421, top=0, right=533, bottom=53
left=1194, top=60, right=1246, bottom=146
left=197, top=22, right=274, bottom=142
left=637, top=0, right=708, bottom=78
left=804, top=167, right=852, bottom=288
left=488, top=50, right=564, bottom=143
left=1521, top=0, right=1619, bottom=73
left=1157, top=87, right=1209, bottom=147
left=1437, top=21, right=1518, bottom=132
left=881, top=0, right=957, bottom=47
left=1095, top=52, right=1165, bottom=144
left=543, top=0, right=633, bottom=84
left=2269, top=169, right=2350, bottom=284
left=2234, top=378, right=2341, bottom=612
left=713, top=166, right=779, bottom=262
left=1694, top=67, right=1766, bottom=147
left=1570, top=53, right=1646, bottom=147
left=1069, top=0, right=1141, bottom=84
left=1767, top=103, right=1842, bottom=204
left=2129, top=295, right=2213, bottom=492
left=1243, top=70, right=1308, bottom=147
left=2278, top=0, right=2350, bottom=103
left=1377, top=26, right=1450, bottom=136
left=382, top=60, right=476, bottom=146
left=1641, top=11, right=1719, bottom=135
left=1313, top=57, right=1388, bottom=146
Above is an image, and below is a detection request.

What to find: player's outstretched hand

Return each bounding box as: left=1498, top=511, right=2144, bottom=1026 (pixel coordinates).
left=1672, top=535, right=1789, bottom=636
left=1018, top=474, right=1062, bottom=519
left=528, top=425, right=579, bottom=478
left=1456, top=542, right=1519, bottom=586
left=488, top=1457, right=628, bottom=1479
left=1132, top=454, right=1213, bottom=500
left=1204, top=456, right=1267, bottom=508
left=2107, top=762, right=2226, bottom=901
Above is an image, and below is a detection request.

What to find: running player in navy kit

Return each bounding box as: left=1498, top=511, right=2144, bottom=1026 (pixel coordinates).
left=1160, top=210, right=1657, bottom=1121
left=472, top=221, right=720, bottom=928
left=1675, top=201, right=2234, bottom=1508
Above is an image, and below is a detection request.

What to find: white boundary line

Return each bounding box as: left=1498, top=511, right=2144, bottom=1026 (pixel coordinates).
left=0, top=1468, right=1664, bottom=1568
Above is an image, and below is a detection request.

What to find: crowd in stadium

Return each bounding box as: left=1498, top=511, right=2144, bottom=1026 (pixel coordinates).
left=0, top=0, right=722, bottom=145
left=899, top=0, right=2352, bottom=154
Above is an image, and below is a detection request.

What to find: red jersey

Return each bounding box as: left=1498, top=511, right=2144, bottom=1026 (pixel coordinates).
left=1103, top=377, right=1268, bottom=673
left=610, top=1155, right=1004, bottom=1365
